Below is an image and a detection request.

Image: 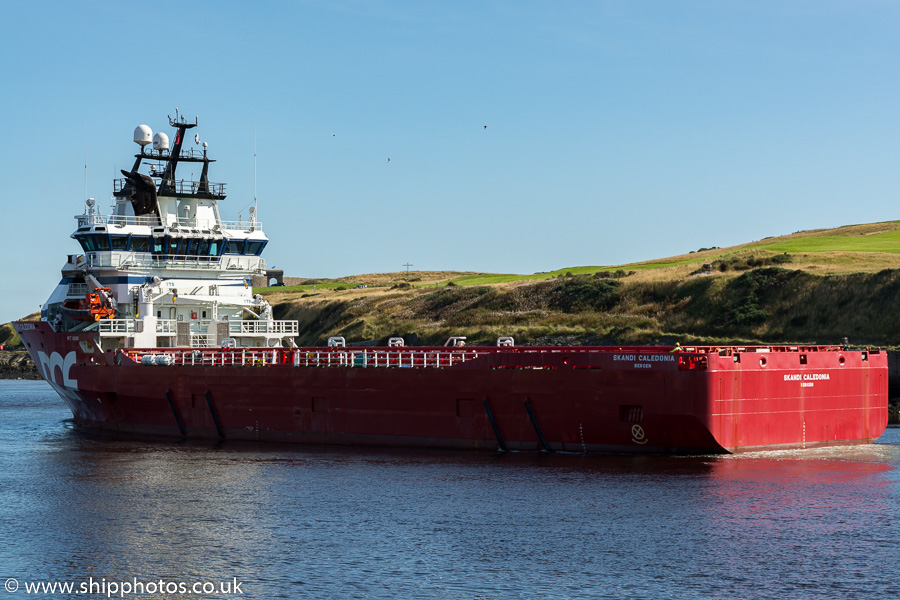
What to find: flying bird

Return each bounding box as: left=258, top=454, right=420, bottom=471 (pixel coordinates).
left=387, top=158, right=391, bottom=164
left=194, top=133, right=200, bottom=144
left=484, top=125, right=487, bottom=129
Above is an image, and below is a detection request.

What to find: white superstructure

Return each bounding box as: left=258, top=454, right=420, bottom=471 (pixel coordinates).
left=40, top=113, right=298, bottom=350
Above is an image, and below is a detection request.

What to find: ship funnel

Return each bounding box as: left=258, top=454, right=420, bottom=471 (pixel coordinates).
left=134, top=125, right=152, bottom=146
left=152, top=132, right=170, bottom=151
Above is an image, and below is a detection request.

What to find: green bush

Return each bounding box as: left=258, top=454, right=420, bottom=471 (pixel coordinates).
left=716, top=253, right=792, bottom=272
left=550, top=277, right=622, bottom=313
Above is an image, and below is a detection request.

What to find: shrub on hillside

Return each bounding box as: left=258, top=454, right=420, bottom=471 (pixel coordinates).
left=550, top=276, right=622, bottom=313
left=420, top=286, right=490, bottom=316
left=593, top=270, right=635, bottom=279
left=716, top=253, right=792, bottom=272
left=722, top=267, right=803, bottom=327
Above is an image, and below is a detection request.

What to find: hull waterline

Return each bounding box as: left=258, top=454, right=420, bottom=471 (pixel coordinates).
left=15, top=321, right=888, bottom=454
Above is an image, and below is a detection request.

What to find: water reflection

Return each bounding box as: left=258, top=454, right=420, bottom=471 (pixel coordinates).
left=2, top=381, right=899, bottom=600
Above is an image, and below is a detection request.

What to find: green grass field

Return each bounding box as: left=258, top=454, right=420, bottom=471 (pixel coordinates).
left=442, top=223, right=900, bottom=287
left=753, top=230, right=900, bottom=254
left=256, top=282, right=352, bottom=293
left=257, top=222, right=900, bottom=293
left=444, top=262, right=702, bottom=286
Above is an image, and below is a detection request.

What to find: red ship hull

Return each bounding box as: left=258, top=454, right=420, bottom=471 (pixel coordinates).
left=15, top=321, right=888, bottom=454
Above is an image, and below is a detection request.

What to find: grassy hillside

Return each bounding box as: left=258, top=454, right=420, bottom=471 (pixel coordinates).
left=267, top=267, right=900, bottom=347
left=0, top=323, right=21, bottom=348
left=259, top=221, right=900, bottom=347
left=0, top=312, right=37, bottom=348
left=260, top=221, right=900, bottom=294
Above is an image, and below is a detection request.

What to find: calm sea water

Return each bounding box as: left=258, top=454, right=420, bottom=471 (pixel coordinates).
left=0, top=380, right=898, bottom=600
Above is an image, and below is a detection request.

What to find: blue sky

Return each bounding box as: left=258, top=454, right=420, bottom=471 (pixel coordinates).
left=2, top=1, right=899, bottom=323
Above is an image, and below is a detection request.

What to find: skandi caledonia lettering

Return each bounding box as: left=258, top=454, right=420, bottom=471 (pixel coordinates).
left=613, top=354, right=676, bottom=362
left=783, top=373, right=831, bottom=381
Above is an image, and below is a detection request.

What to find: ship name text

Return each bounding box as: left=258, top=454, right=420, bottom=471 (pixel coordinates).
left=613, top=354, right=676, bottom=363
left=614, top=353, right=675, bottom=368
left=783, top=373, right=830, bottom=381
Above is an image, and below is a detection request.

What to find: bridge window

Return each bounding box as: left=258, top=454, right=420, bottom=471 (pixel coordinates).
left=93, top=235, right=110, bottom=251
left=152, top=237, right=165, bottom=254
left=74, top=235, right=92, bottom=252
left=168, top=237, right=180, bottom=257
left=225, top=240, right=245, bottom=254
left=131, top=236, right=150, bottom=252
left=76, top=233, right=121, bottom=252
left=246, top=241, right=266, bottom=255
left=209, top=239, right=221, bottom=256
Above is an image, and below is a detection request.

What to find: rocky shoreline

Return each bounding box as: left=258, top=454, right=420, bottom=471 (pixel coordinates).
left=0, top=351, right=40, bottom=380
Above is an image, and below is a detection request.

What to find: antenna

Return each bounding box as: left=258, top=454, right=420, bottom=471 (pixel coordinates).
left=403, top=263, right=413, bottom=280
left=83, top=122, right=87, bottom=204
left=253, top=110, right=258, bottom=219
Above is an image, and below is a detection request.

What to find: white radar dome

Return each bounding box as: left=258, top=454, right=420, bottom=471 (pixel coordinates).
left=134, top=125, right=152, bottom=146
left=152, top=132, right=170, bottom=151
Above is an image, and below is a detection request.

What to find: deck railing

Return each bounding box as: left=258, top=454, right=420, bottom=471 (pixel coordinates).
left=123, top=347, right=487, bottom=368
left=98, top=319, right=178, bottom=334
left=99, top=318, right=298, bottom=339
left=78, top=252, right=264, bottom=272
left=119, top=344, right=856, bottom=370
left=76, top=213, right=262, bottom=231
left=112, top=178, right=226, bottom=199
left=229, top=320, right=299, bottom=335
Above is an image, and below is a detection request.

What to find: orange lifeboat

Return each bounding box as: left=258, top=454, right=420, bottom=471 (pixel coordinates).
left=60, top=288, right=116, bottom=321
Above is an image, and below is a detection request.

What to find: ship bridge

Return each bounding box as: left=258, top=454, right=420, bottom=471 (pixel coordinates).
left=71, top=112, right=267, bottom=272
left=40, top=113, right=293, bottom=350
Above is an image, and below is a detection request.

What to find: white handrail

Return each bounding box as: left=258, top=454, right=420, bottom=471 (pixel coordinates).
left=79, top=252, right=265, bottom=272
left=127, top=347, right=486, bottom=369
left=77, top=214, right=263, bottom=231
left=100, top=318, right=297, bottom=341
